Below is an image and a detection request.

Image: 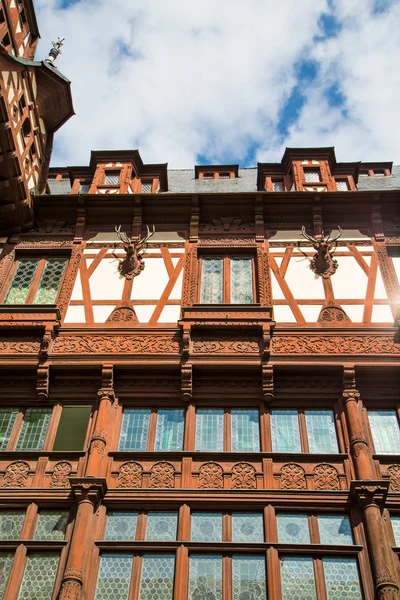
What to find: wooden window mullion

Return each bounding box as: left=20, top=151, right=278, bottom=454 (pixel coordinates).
left=309, top=515, right=320, bottom=544
left=129, top=555, right=143, bottom=600
left=197, top=257, right=203, bottom=303
left=298, top=410, right=310, bottom=453
left=224, top=257, right=230, bottom=303
left=314, top=557, right=328, bottom=600
left=223, top=513, right=231, bottom=542
left=251, top=256, right=257, bottom=302
left=184, top=403, right=196, bottom=451
left=147, top=408, right=158, bottom=451
left=222, top=555, right=232, bottom=600
left=224, top=409, right=231, bottom=452
left=0, top=259, right=19, bottom=303
left=259, top=403, right=270, bottom=452
left=136, top=512, right=147, bottom=541
left=7, top=408, right=25, bottom=451
left=42, top=404, right=61, bottom=451
left=25, top=258, right=45, bottom=303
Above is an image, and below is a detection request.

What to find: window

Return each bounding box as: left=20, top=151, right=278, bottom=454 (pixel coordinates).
left=79, top=183, right=91, bottom=193
left=200, top=256, right=254, bottom=304
left=105, top=512, right=138, bottom=541
left=189, top=555, right=222, bottom=600
left=368, top=410, right=400, bottom=454
left=141, top=180, right=153, bottom=193
left=34, top=511, right=68, bottom=540
left=191, top=513, right=222, bottom=542
left=0, top=408, right=18, bottom=450
left=359, top=170, right=369, bottom=177
left=146, top=512, right=177, bottom=541
left=336, top=179, right=349, bottom=191
left=277, top=513, right=352, bottom=545
left=202, top=172, right=214, bottom=179
left=18, top=553, right=60, bottom=599
left=16, top=408, right=52, bottom=451
left=231, top=409, right=260, bottom=452
left=0, top=553, right=14, bottom=596
left=196, top=409, right=224, bottom=451
left=219, top=172, right=231, bottom=179
left=119, top=408, right=184, bottom=451
left=104, top=170, right=120, bottom=185
left=374, top=169, right=385, bottom=176
left=195, top=408, right=260, bottom=452
left=304, top=169, right=321, bottom=183
left=232, top=513, right=264, bottom=543
left=271, top=409, right=338, bottom=453
left=272, top=180, right=284, bottom=192
left=3, top=257, right=67, bottom=305
left=391, top=515, right=400, bottom=545
left=0, top=511, right=25, bottom=540
left=52, top=405, right=91, bottom=451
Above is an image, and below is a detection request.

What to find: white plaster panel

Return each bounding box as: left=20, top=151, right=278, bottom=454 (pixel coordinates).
left=274, top=257, right=283, bottom=267
left=375, top=267, right=388, bottom=299
left=355, top=246, right=374, bottom=252
left=70, top=271, right=83, bottom=300
left=143, top=248, right=161, bottom=255
left=273, top=305, right=297, bottom=322
left=93, top=305, right=114, bottom=323
left=135, top=305, right=156, bottom=323
left=89, top=259, right=125, bottom=300
left=331, top=256, right=368, bottom=299
left=159, top=305, right=181, bottom=323
left=170, top=271, right=183, bottom=300
left=284, top=260, right=325, bottom=299
left=343, top=305, right=364, bottom=322
left=131, top=258, right=169, bottom=300
left=171, top=257, right=180, bottom=267
left=392, top=257, right=400, bottom=282
left=298, top=305, right=323, bottom=322
left=86, top=258, right=94, bottom=268
left=270, top=271, right=285, bottom=300
left=363, top=256, right=372, bottom=266
left=269, top=232, right=303, bottom=242
left=64, top=305, right=86, bottom=323
left=371, top=305, right=393, bottom=323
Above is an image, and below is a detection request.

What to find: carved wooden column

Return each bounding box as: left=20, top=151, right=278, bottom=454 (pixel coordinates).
left=352, top=482, right=399, bottom=599
left=342, top=368, right=375, bottom=480
left=58, top=478, right=107, bottom=600
left=86, top=364, right=114, bottom=477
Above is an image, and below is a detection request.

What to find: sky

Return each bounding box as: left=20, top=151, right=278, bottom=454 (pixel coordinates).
left=34, top=0, right=400, bottom=168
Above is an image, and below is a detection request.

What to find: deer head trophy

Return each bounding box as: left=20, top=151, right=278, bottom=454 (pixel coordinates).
left=298, top=226, right=342, bottom=278
left=113, top=225, right=155, bottom=279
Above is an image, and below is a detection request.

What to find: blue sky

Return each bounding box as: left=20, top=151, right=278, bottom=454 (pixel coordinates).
left=34, top=0, right=400, bottom=167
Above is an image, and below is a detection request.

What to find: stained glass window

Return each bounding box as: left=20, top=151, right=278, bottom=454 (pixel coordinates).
left=280, top=556, right=317, bottom=600
left=119, top=409, right=151, bottom=451
left=368, top=410, right=400, bottom=454
left=141, top=181, right=153, bottom=193
left=305, top=410, right=338, bottom=453
left=232, top=556, right=266, bottom=600
left=336, top=180, right=349, bottom=191
left=4, top=259, right=39, bottom=304
left=146, top=512, right=177, bottom=541
left=0, top=408, right=18, bottom=450
left=232, top=513, right=264, bottom=543
left=155, top=409, right=184, bottom=451
left=95, top=554, right=133, bottom=600
left=231, top=409, right=260, bottom=452
left=318, top=515, right=352, bottom=545
left=105, top=512, right=138, bottom=541
left=323, top=558, right=362, bottom=599
left=230, top=258, right=253, bottom=304
left=0, top=511, right=25, bottom=539
left=273, top=180, right=284, bottom=192
left=271, top=410, right=301, bottom=453
left=191, top=513, right=222, bottom=542
left=33, top=259, right=67, bottom=304
left=277, top=514, right=310, bottom=544
left=139, top=555, right=175, bottom=600
left=200, top=258, right=223, bottom=304
left=189, top=555, right=222, bottom=600
left=18, top=553, right=59, bottom=599
left=105, top=171, right=120, bottom=185
left=391, top=515, right=400, bottom=545
left=34, top=511, right=68, bottom=541
left=0, top=552, right=14, bottom=596
left=196, top=409, right=224, bottom=451
left=15, top=408, right=51, bottom=451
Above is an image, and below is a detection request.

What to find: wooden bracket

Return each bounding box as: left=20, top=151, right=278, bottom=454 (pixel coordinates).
left=312, top=196, right=323, bottom=238
left=262, top=364, right=274, bottom=401
left=36, top=365, right=50, bottom=400
left=189, top=195, right=199, bottom=242
left=255, top=196, right=264, bottom=242
left=74, top=200, right=86, bottom=243
left=132, top=197, right=142, bottom=239
left=371, top=197, right=385, bottom=241
left=181, top=362, right=193, bottom=401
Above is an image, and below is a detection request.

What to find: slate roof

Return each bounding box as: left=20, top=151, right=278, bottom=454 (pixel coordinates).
left=356, top=165, right=400, bottom=191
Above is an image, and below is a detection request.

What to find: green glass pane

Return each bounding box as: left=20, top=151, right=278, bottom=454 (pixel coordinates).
left=18, top=553, right=59, bottom=600
left=230, top=258, right=253, bottom=304
left=323, top=558, right=362, bottom=599
left=196, top=409, right=224, bottom=451
left=391, top=515, right=400, bottom=545
left=0, top=552, right=14, bottom=596
left=154, top=409, right=184, bottom=451
left=15, top=408, right=51, bottom=451
left=280, top=556, right=317, bottom=600
left=231, top=409, right=260, bottom=452
left=34, top=511, right=68, bottom=541
left=95, top=554, right=133, bottom=600
left=119, top=409, right=150, bottom=451
left=369, top=410, right=400, bottom=454
left=271, top=410, right=301, bottom=453
left=200, top=258, right=223, bottom=304
left=105, top=512, right=138, bottom=541
left=4, top=259, right=39, bottom=304
left=0, top=511, right=25, bottom=540
left=0, top=408, right=18, bottom=450
left=139, top=554, right=175, bottom=600
left=305, top=410, right=338, bottom=453
left=33, top=259, right=67, bottom=304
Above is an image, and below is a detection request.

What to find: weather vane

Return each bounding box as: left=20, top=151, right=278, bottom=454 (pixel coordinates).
left=45, top=37, right=65, bottom=67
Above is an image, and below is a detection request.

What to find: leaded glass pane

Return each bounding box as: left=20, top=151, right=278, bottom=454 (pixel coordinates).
left=391, top=515, right=400, bottom=545
left=79, top=184, right=90, bottom=193
left=200, top=258, right=223, bottom=304
left=105, top=512, right=138, bottom=541
left=34, top=511, right=68, bottom=541
left=305, top=410, right=338, bottom=453
left=0, top=408, right=18, bottom=450
left=323, top=558, right=362, bottom=599
left=196, top=409, right=224, bottom=451
left=95, top=554, right=133, bottom=600
left=189, top=555, right=222, bottom=600
left=231, top=409, right=260, bottom=452
left=336, top=180, right=348, bottom=191
left=277, top=514, right=310, bottom=544
left=271, top=410, right=301, bottom=453
left=191, top=513, right=222, bottom=542
left=146, top=512, right=177, bottom=541
left=139, top=554, right=175, bottom=600
left=232, top=513, right=264, bottom=542
left=273, top=181, right=284, bottom=191
left=15, top=408, right=51, bottom=450
left=232, top=556, right=266, bottom=600
left=318, top=515, right=352, bottom=545
left=230, top=258, right=254, bottom=304
left=304, top=170, right=320, bottom=183
left=33, top=259, right=67, bottom=304
left=0, top=552, right=14, bottom=596
left=369, top=410, right=400, bottom=454
left=18, top=553, right=59, bottom=599
left=4, top=259, right=39, bottom=304
left=141, top=182, right=152, bottom=193
left=155, top=409, right=184, bottom=451
left=280, top=556, right=317, bottom=600
left=0, top=511, right=25, bottom=539
left=119, top=409, right=151, bottom=451
left=105, top=172, right=120, bottom=184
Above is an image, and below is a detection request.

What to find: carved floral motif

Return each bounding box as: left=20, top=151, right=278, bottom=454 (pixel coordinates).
left=52, top=334, right=181, bottom=354
left=1, top=461, right=29, bottom=488
left=106, top=303, right=139, bottom=323
left=58, top=580, right=82, bottom=600
left=149, top=462, right=175, bottom=489
left=116, top=462, right=143, bottom=488
left=0, top=337, right=41, bottom=353
left=318, top=302, right=350, bottom=323
left=272, top=335, right=400, bottom=355
left=50, top=461, right=72, bottom=488
left=231, top=463, right=257, bottom=489
left=192, top=336, right=259, bottom=354
left=198, top=462, right=224, bottom=489
left=387, top=465, right=400, bottom=492
left=313, top=464, right=340, bottom=490
left=280, top=463, right=306, bottom=490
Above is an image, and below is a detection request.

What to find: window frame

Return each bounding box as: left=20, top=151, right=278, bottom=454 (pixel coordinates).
left=195, top=407, right=261, bottom=452
left=366, top=407, right=400, bottom=455
left=104, top=169, right=121, bottom=185
left=118, top=406, right=186, bottom=452
left=198, top=254, right=257, bottom=304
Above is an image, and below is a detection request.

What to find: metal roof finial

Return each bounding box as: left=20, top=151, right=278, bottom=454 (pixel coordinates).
left=45, top=37, right=65, bottom=67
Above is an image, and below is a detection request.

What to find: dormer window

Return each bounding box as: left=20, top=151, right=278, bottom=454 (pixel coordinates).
left=219, top=172, right=231, bottom=179
left=304, top=168, right=321, bottom=183
left=272, top=180, right=284, bottom=192
left=104, top=170, right=120, bottom=185
left=202, top=172, right=214, bottom=179
left=196, top=166, right=238, bottom=180
left=373, top=170, right=385, bottom=176
left=336, top=179, right=349, bottom=191
left=359, top=170, right=369, bottom=177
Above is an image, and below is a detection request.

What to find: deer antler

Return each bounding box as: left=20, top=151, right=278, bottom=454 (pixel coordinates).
left=326, top=226, right=342, bottom=243
left=139, top=225, right=155, bottom=245
left=115, top=225, right=131, bottom=245
left=300, top=226, right=317, bottom=243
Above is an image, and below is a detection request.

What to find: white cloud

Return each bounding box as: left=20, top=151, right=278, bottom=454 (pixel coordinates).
left=34, top=0, right=400, bottom=168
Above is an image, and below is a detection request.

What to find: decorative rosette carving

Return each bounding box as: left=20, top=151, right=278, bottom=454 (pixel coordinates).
left=313, top=464, right=340, bottom=490
left=1, top=461, right=29, bottom=488
left=149, top=462, right=175, bottom=489
left=280, top=463, right=306, bottom=490
left=387, top=465, right=400, bottom=492
left=116, top=462, right=143, bottom=488
left=231, top=463, right=256, bottom=489
left=198, top=462, right=224, bottom=489
left=50, top=461, right=72, bottom=488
